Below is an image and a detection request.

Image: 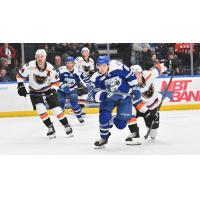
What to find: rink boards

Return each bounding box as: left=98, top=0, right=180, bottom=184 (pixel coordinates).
left=0, top=75, right=200, bottom=117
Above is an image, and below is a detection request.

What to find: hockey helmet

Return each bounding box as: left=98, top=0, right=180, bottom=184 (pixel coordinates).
left=81, top=47, right=90, bottom=54
left=97, top=55, right=110, bottom=65
left=35, top=49, right=47, bottom=58
left=131, top=65, right=143, bottom=73
left=65, top=56, right=75, bottom=63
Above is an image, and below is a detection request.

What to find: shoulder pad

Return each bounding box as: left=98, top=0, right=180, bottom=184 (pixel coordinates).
left=75, top=57, right=83, bottom=62
left=90, top=71, right=100, bottom=82
left=46, top=62, right=54, bottom=70
left=89, top=58, right=94, bottom=62
left=109, top=60, right=123, bottom=72
left=58, top=66, right=67, bottom=73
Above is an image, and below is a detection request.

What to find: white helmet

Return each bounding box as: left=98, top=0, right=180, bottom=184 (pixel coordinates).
left=131, top=65, right=142, bottom=73
left=35, top=49, right=47, bottom=58
left=81, top=47, right=90, bottom=54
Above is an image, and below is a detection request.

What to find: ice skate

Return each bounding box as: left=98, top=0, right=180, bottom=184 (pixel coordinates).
left=78, top=117, right=84, bottom=124
left=125, top=132, right=142, bottom=145
left=47, top=125, right=56, bottom=139
left=65, top=124, right=74, bottom=137
left=94, top=133, right=111, bottom=149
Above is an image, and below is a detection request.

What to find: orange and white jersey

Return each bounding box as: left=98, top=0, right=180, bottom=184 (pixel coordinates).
left=141, top=64, right=167, bottom=110
left=74, top=56, right=94, bottom=75
left=16, top=60, right=60, bottom=92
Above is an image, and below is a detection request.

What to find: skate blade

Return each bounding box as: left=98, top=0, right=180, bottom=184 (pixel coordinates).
left=126, top=141, right=142, bottom=145
left=49, top=134, right=56, bottom=139
left=94, top=145, right=106, bottom=149
left=66, top=133, right=74, bottom=138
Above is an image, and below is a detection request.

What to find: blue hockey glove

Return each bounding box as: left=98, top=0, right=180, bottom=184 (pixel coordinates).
left=131, top=86, right=141, bottom=101
left=61, top=83, right=71, bottom=94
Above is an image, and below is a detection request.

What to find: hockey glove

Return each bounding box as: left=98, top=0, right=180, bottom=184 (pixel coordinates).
left=61, top=84, right=71, bottom=94
left=50, top=88, right=57, bottom=95
left=131, top=86, right=141, bottom=101
left=17, top=82, right=27, bottom=97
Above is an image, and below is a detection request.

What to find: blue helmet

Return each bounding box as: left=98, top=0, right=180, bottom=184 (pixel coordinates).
left=65, top=56, right=75, bottom=63
left=97, top=55, right=110, bottom=65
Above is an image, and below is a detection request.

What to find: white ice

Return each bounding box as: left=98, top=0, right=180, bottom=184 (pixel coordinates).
left=0, top=110, right=199, bottom=154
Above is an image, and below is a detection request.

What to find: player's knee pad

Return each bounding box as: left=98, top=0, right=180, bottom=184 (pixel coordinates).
left=99, top=111, right=112, bottom=125
left=51, top=106, right=66, bottom=121
left=116, top=98, right=132, bottom=120
left=51, top=106, right=63, bottom=116
left=114, top=118, right=127, bottom=129
left=35, top=103, right=47, bottom=115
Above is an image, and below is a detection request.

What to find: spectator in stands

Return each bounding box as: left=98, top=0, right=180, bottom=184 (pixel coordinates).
left=0, top=68, right=12, bottom=82
left=164, top=52, right=182, bottom=75
left=151, top=53, right=160, bottom=65
left=0, top=43, right=16, bottom=67
left=59, top=43, right=81, bottom=62
left=53, top=55, right=62, bottom=69
left=118, top=43, right=132, bottom=66
left=194, top=50, right=200, bottom=75
left=0, top=57, right=9, bottom=68
left=0, top=58, right=16, bottom=81
left=140, top=45, right=153, bottom=70
left=131, top=43, right=151, bottom=66
left=43, top=43, right=55, bottom=63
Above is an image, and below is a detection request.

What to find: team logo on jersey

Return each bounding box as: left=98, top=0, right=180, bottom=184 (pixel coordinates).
left=64, top=77, right=76, bottom=87
left=33, top=74, right=48, bottom=84
left=142, top=83, right=154, bottom=99
left=105, top=76, right=121, bottom=91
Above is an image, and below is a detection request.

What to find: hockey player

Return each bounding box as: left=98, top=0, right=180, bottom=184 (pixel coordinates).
left=126, top=64, right=167, bottom=145
left=74, top=47, right=95, bottom=115
left=91, top=55, right=141, bottom=148
left=16, top=49, right=73, bottom=139
left=74, top=47, right=95, bottom=77
left=57, top=56, right=92, bottom=124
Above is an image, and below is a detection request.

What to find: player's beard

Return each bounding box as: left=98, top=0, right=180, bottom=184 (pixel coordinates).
left=37, top=60, right=45, bottom=69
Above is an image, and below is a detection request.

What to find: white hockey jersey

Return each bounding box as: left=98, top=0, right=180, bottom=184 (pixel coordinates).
left=16, top=60, right=60, bottom=92
left=74, top=56, right=94, bottom=76
left=139, top=64, right=167, bottom=110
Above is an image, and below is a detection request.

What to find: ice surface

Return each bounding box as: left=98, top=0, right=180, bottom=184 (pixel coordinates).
left=0, top=110, right=199, bottom=154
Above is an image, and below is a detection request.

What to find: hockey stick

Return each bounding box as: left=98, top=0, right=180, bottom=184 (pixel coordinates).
left=93, top=88, right=133, bottom=97
left=143, top=70, right=175, bottom=140
left=27, top=93, right=99, bottom=104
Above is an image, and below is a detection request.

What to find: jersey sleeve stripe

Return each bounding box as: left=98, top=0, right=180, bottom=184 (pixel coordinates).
left=145, top=73, right=152, bottom=81
left=128, top=79, right=138, bottom=86
left=125, top=71, right=133, bottom=79
left=17, top=71, right=27, bottom=78
left=16, top=73, right=25, bottom=80
left=152, top=64, right=162, bottom=75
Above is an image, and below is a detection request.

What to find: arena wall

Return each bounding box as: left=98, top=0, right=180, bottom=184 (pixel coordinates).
left=0, top=75, right=199, bottom=117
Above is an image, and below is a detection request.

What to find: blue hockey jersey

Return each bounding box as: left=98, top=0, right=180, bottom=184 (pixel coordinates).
left=90, top=60, right=138, bottom=102
left=57, top=66, right=91, bottom=92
